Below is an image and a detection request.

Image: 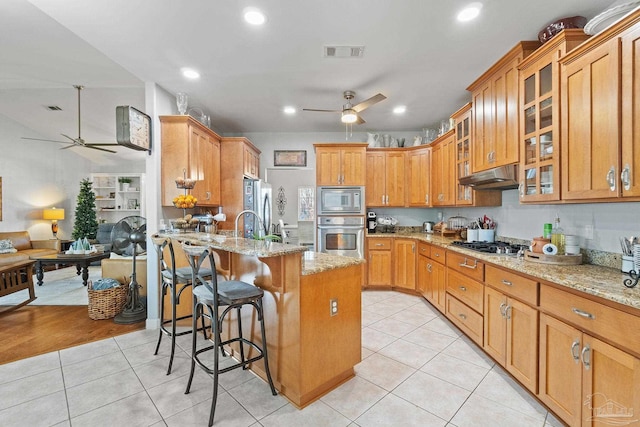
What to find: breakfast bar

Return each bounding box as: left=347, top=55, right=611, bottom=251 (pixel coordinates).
left=161, top=232, right=364, bottom=408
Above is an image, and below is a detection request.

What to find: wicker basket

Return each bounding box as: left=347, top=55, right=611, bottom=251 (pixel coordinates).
left=87, top=281, right=129, bottom=320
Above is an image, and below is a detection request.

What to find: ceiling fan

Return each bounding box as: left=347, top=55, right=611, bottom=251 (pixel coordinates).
left=21, top=85, right=119, bottom=153
left=303, top=90, right=387, bottom=124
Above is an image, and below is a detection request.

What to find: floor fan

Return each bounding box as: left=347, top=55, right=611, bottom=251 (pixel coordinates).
left=111, top=216, right=147, bottom=324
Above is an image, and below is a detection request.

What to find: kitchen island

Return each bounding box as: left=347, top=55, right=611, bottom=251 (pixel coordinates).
left=159, top=232, right=364, bottom=408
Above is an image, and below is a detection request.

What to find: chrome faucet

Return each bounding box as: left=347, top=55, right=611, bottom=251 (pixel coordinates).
left=234, top=209, right=263, bottom=238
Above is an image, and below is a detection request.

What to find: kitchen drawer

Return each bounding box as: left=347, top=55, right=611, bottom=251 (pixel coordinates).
left=540, top=284, right=640, bottom=357
left=368, top=238, right=391, bottom=250
left=430, top=245, right=446, bottom=265
left=446, top=251, right=484, bottom=282
left=447, top=269, right=484, bottom=314
left=446, top=294, right=483, bottom=346
left=417, top=242, right=431, bottom=258
left=485, top=265, right=538, bottom=306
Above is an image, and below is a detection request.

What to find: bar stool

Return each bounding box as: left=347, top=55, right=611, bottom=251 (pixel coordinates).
left=151, top=234, right=212, bottom=375
left=182, top=243, right=277, bottom=427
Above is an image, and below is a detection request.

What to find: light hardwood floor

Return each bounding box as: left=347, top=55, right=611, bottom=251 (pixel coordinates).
left=0, top=305, right=145, bottom=365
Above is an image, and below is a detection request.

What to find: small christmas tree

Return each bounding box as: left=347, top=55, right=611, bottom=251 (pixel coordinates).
left=72, top=178, right=98, bottom=240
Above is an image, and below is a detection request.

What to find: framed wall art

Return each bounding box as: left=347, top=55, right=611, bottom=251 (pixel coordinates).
left=274, top=150, right=307, bottom=167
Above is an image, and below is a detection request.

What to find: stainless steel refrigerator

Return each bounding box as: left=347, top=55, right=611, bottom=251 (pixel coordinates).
left=242, top=179, right=272, bottom=238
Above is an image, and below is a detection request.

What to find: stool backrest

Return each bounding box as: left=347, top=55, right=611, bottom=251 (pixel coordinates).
left=151, top=234, right=178, bottom=281
left=181, top=243, right=219, bottom=301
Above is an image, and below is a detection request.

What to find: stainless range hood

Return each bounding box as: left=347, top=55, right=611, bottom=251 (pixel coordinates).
left=459, top=164, right=519, bottom=190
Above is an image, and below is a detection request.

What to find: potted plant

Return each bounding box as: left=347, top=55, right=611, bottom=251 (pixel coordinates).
left=118, top=177, right=132, bottom=191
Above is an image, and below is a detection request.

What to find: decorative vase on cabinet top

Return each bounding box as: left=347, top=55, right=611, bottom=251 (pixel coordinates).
left=367, top=133, right=380, bottom=147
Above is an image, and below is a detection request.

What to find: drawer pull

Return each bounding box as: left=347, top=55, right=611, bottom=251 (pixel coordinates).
left=459, top=286, right=467, bottom=292
left=458, top=313, right=467, bottom=320
left=581, top=345, right=591, bottom=370
left=459, top=258, right=478, bottom=269
left=571, top=340, right=580, bottom=362
left=434, top=253, right=440, bottom=257
left=571, top=308, right=595, bottom=320
left=375, top=243, right=384, bottom=247
left=501, top=279, right=513, bottom=286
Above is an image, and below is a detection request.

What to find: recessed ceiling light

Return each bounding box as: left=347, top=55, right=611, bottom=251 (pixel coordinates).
left=283, top=106, right=296, bottom=114
left=181, top=68, right=200, bottom=79
left=457, top=2, right=483, bottom=22
left=244, top=7, right=266, bottom=25
left=393, top=105, right=407, bottom=114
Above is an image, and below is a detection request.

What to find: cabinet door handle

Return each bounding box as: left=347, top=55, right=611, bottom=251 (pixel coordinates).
left=205, top=191, right=211, bottom=200
left=501, top=279, right=513, bottom=286
left=571, top=339, right=580, bottom=363
left=427, top=263, right=432, bottom=272
left=571, top=307, right=595, bottom=320
left=499, top=302, right=507, bottom=318
left=459, top=286, right=467, bottom=292
left=386, top=195, right=389, bottom=205
left=458, top=313, right=467, bottom=320
left=425, top=194, right=429, bottom=204
left=581, top=345, right=591, bottom=370
left=412, top=244, right=415, bottom=253
left=621, top=164, right=631, bottom=191
left=459, top=258, right=478, bottom=269
left=518, top=181, right=524, bottom=198
left=607, top=166, right=616, bottom=191
left=505, top=305, right=512, bottom=320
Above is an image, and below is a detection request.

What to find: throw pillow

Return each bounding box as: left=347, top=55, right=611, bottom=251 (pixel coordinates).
left=0, top=239, right=17, bottom=254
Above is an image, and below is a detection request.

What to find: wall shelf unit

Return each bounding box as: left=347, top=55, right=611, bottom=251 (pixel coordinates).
left=91, top=173, right=145, bottom=223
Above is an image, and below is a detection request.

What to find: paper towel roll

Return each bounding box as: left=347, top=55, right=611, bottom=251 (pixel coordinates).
left=543, top=243, right=558, bottom=255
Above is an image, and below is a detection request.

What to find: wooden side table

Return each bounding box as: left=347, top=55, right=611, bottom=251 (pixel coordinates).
left=0, top=260, right=36, bottom=313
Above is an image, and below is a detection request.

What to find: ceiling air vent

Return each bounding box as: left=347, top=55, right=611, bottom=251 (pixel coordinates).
left=324, top=45, right=364, bottom=58
left=46, top=105, right=62, bottom=111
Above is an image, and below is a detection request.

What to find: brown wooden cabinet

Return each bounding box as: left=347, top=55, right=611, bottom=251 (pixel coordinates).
left=219, top=137, right=261, bottom=230
left=366, top=150, right=405, bottom=207
left=417, top=242, right=446, bottom=312
left=539, top=313, right=640, bottom=427
left=160, top=115, right=221, bottom=207
left=431, top=130, right=456, bottom=206
left=366, top=237, right=392, bottom=287
left=406, top=146, right=431, bottom=207
left=560, top=11, right=640, bottom=202
left=314, top=143, right=367, bottom=186
left=518, top=30, right=589, bottom=203
left=468, top=41, right=540, bottom=173
left=393, top=238, right=416, bottom=290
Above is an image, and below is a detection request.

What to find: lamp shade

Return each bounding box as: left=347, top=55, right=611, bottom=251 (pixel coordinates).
left=43, top=208, right=65, bottom=221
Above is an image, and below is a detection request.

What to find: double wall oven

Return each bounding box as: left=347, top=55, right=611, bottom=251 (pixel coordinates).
left=316, top=186, right=365, bottom=259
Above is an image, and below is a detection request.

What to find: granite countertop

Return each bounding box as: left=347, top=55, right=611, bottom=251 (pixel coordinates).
left=160, top=232, right=363, bottom=276
left=366, top=232, right=640, bottom=311
left=301, top=251, right=365, bottom=276
left=161, top=232, right=308, bottom=257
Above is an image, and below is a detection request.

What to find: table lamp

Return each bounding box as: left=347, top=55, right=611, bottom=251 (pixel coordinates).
left=43, top=207, right=65, bottom=239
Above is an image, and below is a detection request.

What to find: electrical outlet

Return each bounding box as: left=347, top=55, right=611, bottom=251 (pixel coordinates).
left=330, top=298, right=338, bottom=316
left=584, top=225, right=594, bottom=240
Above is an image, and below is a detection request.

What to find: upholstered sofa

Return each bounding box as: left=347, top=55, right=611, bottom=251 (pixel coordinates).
left=0, top=231, right=60, bottom=267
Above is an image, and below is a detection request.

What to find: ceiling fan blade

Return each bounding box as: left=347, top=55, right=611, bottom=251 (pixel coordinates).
left=352, top=93, right=387, bottom=113
left=61, top=133, right=77, bottom=143
left=355, top=115, right=366, bottom=124
left=302, top=108, right=342, bottom=113
left=21, top=137, right=68, bottom=144
left=86, top=143, right=119, bottom=146
left=60, top=144, right=77, bottom=150
left=84, top=145, right=117, bottom=153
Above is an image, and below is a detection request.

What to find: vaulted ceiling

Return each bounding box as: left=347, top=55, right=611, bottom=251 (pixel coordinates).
left=0, top=0, right=614, bottom=161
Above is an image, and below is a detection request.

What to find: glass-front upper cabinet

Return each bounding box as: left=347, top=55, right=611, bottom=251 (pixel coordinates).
left=452, top=103, right=473, bottom=205
left=518, top=30, right=589, bottom=203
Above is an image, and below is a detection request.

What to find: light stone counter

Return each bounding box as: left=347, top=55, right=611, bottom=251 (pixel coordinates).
left=367, top=232, right=640, bottom=310
left=161, top=232, right=364, bottom=276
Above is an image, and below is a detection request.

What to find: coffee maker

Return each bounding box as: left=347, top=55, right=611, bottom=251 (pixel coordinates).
left=367, top=211, right=377, bottom=233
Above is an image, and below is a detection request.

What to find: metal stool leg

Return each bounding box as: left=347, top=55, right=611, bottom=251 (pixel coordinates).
left=257, top=298, right=277, bottom=395
left=153, top=283, right=168, bottom=356
left=236, top=306, right=247, bottom=368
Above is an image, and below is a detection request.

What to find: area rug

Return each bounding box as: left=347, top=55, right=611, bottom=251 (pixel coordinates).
left=0, top=266, right=103, bottom=306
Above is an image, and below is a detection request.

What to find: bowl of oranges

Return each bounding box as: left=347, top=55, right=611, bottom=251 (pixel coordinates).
left=173, top=193, right=197, bottom=209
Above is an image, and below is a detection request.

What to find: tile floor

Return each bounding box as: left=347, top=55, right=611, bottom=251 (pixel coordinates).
left=0, top=290, right=565, bottom=427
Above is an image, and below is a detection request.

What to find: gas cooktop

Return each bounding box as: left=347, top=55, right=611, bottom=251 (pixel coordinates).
left=451, top=240, right=527, bottom=256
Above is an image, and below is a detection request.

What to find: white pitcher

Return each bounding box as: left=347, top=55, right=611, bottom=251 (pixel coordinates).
left=367, top=133, right=380, bottom=147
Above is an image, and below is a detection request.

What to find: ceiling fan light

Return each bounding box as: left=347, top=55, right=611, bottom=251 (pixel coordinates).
left=244, top=7, right=266, bottom=25
left=341, top=109, right=358, bottom=124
